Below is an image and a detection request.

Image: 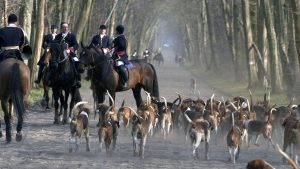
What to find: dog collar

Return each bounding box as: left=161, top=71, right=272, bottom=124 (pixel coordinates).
left=80, top=111, right=89, bottom=118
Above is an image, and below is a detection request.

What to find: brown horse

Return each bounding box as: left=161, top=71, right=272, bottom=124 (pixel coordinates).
left=79, top=44, right=159, bottom=108
left=40, top=49, right=51, bottom=109
left=0, top=58, right=30, bottom=143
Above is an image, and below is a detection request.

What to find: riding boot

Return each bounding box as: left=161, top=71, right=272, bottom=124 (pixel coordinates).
left=118, top=65, right=128, bottom=88
left=74, top=60, right=81, bottom=88
left=34, top=65, right=44, bottom=84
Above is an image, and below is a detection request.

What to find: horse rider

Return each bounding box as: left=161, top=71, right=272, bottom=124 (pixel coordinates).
left=34, top=24, right=58, bottom=84
left=143, top=48, right=150, bottom=62
left=0, top=13, right=31, bottom=63
left=52, top=22, right=81, bottom=88
left=131, top=49, right=138, bottom=59
left=90, top=24, right=111, bottom=55
left=111, top=24, right=128, bottom=88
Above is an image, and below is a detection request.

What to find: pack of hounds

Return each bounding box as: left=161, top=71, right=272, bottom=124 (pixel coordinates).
left=68, top=88, right=300, bottom=169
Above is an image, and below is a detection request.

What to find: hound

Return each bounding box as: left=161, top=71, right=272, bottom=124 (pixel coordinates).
left=98, top=91, right=119, bottom=155
left=246, top=159, right=275, bottom=169
left=131, top=108, right=148, bottom=159
left=69, top=101, right=90, bottom=153
left=117, top=100, right=134, bottom=129
left=226, top=112, right=242, bottom=164
left=183, top=111, right=211, bottom=160
left=160, top=96, right=172, bottom=139
left=190, top=78, right=196, bottom=95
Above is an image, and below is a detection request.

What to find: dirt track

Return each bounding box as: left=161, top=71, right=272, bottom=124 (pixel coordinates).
left=0, top=49, right=289, bottom=169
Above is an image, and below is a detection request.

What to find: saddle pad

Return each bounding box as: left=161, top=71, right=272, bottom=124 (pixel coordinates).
left=125, top=62, right=135, bottom=69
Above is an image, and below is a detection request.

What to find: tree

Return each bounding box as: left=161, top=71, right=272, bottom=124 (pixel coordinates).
left=262, top=0, right=283, bottom=92
left=242, top=0, right=259, bottom=88
left=30, top=0, right=45, bottom=85
left=74, top=0, right=93, bottom=43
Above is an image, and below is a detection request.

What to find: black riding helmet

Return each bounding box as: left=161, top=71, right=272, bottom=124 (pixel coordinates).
left=116, top=25, right=124, bottom=34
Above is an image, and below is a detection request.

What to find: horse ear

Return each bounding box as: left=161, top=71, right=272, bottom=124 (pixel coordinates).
left=81, top=42, right=86, bottom=49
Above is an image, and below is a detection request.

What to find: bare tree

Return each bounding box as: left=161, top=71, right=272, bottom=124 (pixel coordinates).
left=30, top=0, right=45, bottom=85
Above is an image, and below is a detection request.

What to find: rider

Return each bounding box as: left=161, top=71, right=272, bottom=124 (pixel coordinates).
left=53, top=22, right=81, bottom=88
left=143, top=48, right=150, bottom=62
left=112, top=24, right=128, bottom=88
left=0, top=13, right=31, bottom=63
left=131, top=49, right=138, bottom=59
left=34, top=24, right=58, bottom=84
left=90, top=24, right=111, bottom=55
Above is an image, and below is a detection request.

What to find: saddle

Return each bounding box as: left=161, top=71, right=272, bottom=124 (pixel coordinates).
left=0, top=50, right=23, bottom=63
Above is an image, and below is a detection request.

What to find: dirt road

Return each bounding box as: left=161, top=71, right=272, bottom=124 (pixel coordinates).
left=0, top=50, right=288, bottom=169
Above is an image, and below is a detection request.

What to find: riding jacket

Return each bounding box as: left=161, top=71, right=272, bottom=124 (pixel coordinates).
left=0, top=23, right=28, bottom=62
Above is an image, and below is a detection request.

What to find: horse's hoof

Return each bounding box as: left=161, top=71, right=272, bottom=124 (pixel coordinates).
left=67, top=117, right=72, bottom=124
left=62, top=119, right=67, bottom=125
left=6, top=137, right=12, bottom=143
left=0, top=131, right=2, bottom=138
left=69, top=148, right=73, bottom=153
left=16, top=133, right=22, bottom=142
left=45, top=106, right=50, bottom=110
left=53, top=120, right=59, bottom=125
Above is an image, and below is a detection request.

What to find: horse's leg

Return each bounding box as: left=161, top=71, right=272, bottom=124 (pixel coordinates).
left=14, top=98, right=23, bottom=142
left=0, top=118, right=2, bottom=138
left=96, top=92, right=105, bottom=127
left=132, top=86, right=143, bottom=108
left=59, top=92, right=64, bottom=116
left=67, top=88, right=78, bottom=123
left=2, top=101, right=11, bottom=143
left=53, top=89, right=60, bottom=124
left=62, top=91, right=70, bottom=124
left=44, top=84, right=50, bottom=109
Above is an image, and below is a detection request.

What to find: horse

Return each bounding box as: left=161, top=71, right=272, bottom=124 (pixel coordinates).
left=153, top=52, right=164, bottom=66
left=47, top=42, right=82, bottom=124
left=0, top=58, right=30, bottom=143
left=79, top=44, right=159, bottom=108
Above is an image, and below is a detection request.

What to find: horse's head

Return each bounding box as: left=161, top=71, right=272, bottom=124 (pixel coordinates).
left=79, top=43, right=108, bottom=73
left=49, top=42, right=67, bottom=69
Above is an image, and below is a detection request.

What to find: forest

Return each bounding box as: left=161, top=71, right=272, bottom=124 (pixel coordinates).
left=0, top=0, right=300, bottom=101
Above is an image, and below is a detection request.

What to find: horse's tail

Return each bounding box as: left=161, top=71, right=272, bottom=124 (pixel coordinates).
left=11, top=63, right=26, bottom=119
left=149, top=64, right=159, bottom=98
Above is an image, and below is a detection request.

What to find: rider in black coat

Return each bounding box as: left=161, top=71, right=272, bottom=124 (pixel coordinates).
left=34, top=24, right=58, bottom=84
left=91, top=24, right=111, bottom=54
left=0, top=14, right=30, bottom=63
left=112, top=25, right=128, bottom=88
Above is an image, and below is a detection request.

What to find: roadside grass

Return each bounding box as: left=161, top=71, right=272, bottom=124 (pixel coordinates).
left=186, top=64, right=291, bottom=106
left=28, top=78, right=91, bottom=104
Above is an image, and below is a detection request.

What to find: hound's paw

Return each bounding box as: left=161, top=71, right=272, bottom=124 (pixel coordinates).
left=254, top=143, right=260, bottom=147
left=16, top=133, right=22, bottom=142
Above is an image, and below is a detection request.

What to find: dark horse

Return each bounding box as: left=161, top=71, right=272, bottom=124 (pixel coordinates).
left=79, top=44, right=159, bottom=108
left=48, top=42, right=82, bottom=124
left=40, top=48, right=51, bottom=109
left=153, top=52, right=164, bottom=66
left=0, top=58, right=30, bottom=143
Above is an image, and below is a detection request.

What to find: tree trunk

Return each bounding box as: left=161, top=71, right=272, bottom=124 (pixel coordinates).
left=242, top=0, right=259, bottom=88
left=3, top=0, right=7, bottom=26
left=262, top=0, right=283, bottom=92
left=257, top=0, right=268, bottom=85
left=291, top=0, right=300, bottom=101
left=62, top=0, right=70, bottom=22
left=19, top=0, right=33, bottom=41
left=74, top=0, right=93, bottom=43
left=30, top=0, right=45, bottom=85
left=205, top=0, right=217, bottom=71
